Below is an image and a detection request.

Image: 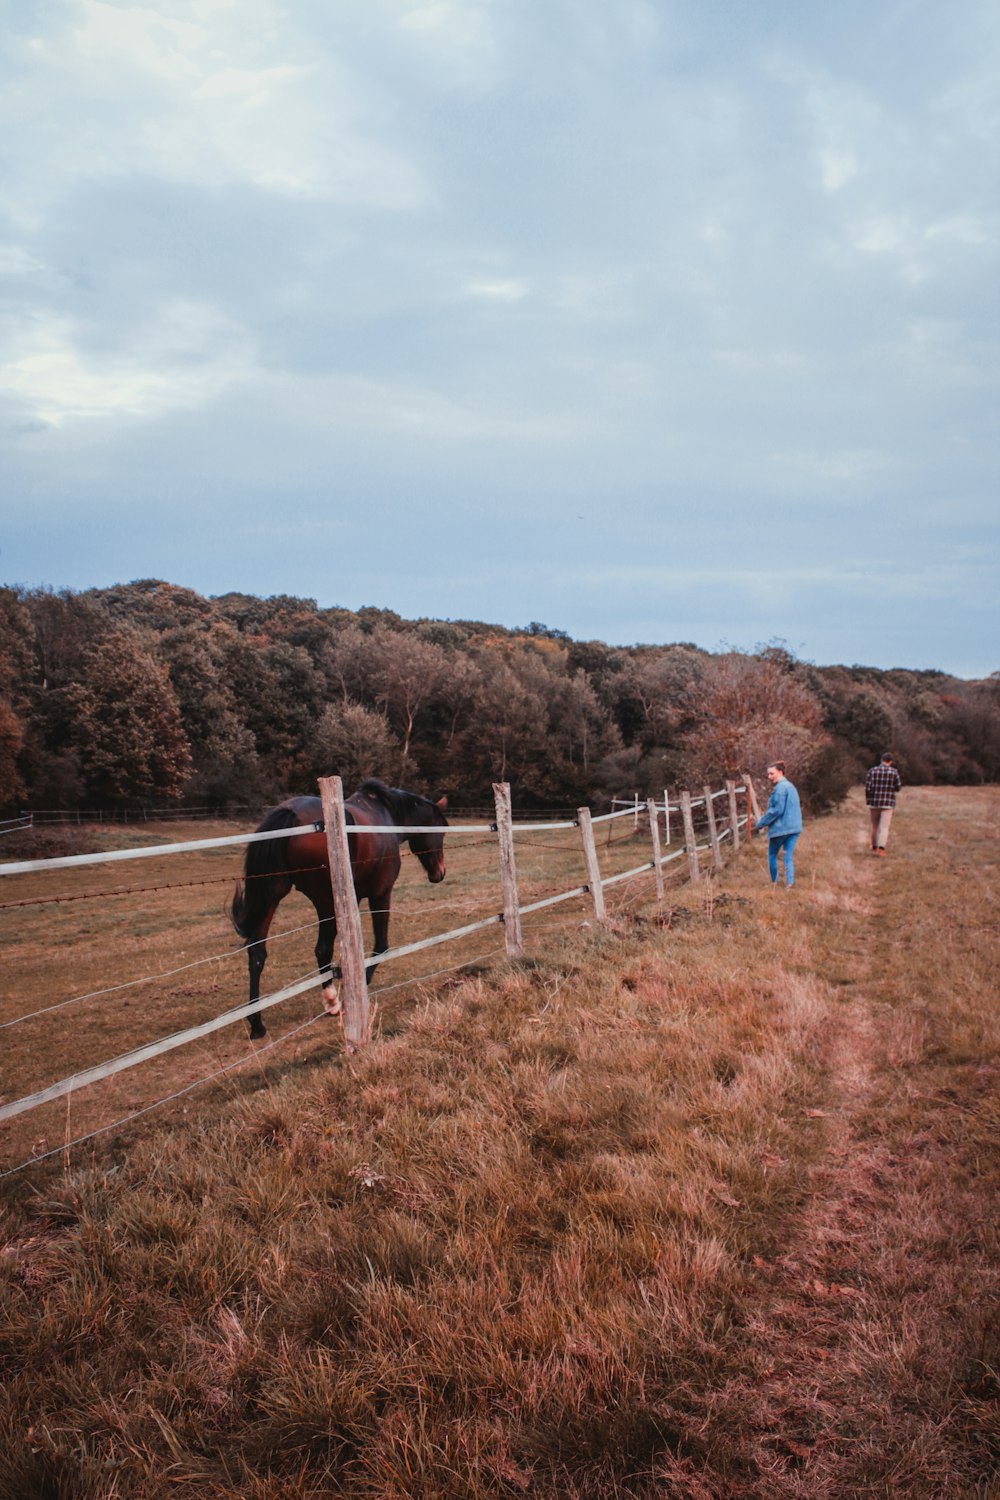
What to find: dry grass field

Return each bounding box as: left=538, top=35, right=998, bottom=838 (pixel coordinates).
left=0, top=787, right=997, bottom=1498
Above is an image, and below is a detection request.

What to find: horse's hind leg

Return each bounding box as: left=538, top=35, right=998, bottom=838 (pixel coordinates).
left=245, top=888, right=288, bottom=1039
left=246, top=926, right=271, bottom=1040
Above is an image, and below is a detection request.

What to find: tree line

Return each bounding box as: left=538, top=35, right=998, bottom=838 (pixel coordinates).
left=1, top=580, right=997, bottom=817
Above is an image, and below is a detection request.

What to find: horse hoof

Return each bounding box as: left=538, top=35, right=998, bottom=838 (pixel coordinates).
left=249, top=1026, right=267, bottom=1041
left=322, top=989, right=342, bottom=1018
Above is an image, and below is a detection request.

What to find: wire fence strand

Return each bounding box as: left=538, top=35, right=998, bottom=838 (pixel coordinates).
left=0, top=948, right=509, bottom=1181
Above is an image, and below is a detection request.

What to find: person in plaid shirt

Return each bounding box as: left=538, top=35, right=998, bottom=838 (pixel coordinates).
left=865, top=752, right=901, bottom=856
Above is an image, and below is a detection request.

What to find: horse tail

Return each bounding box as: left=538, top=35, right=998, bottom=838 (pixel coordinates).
left=228, top=806, right=302, bottom=941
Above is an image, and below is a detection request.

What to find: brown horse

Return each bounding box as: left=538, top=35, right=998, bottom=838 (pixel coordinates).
left=229, top=779, right=447, bottom=1038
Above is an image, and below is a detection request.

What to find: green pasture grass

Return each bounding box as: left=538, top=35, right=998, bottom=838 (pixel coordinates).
left=0, top=791, right=997, bottom=1497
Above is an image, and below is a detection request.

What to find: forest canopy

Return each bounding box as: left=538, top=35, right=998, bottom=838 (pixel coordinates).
left=1, top=580, right=997, bottom=816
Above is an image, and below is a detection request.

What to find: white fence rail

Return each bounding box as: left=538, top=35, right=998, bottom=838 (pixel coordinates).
left=0, top=815, right=32, bottom=837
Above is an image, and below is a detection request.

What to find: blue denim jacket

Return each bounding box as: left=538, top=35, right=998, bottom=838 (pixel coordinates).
left=756, top=777, right=802, bottom=837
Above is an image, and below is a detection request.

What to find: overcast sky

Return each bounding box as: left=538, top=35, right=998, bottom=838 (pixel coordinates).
left=2, top=0, right=997, bottom=677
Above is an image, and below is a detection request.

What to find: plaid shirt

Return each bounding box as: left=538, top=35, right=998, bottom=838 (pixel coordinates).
left=866, top=762, right=901, bottom=808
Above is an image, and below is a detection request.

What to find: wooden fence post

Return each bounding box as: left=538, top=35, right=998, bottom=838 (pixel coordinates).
left=726, top=778, right=740, bottom=850
left=679, top=789, right=700, bottom=882
left=703, top=785, right=723, bottom=872
left=663, top=789, right=671, bottom=844
left=493, top=782, right=524, bottom=958
left=646, top=798, right=665, bottom=905
left=744, top=773, right=760, bottom=839
left=318, top=775, right=370, bottom=1049
left=577, top=807, right=607, bottom=921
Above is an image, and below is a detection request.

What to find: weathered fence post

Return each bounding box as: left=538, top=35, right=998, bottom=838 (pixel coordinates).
left=493, top=782, right=524, bottom=958
left=703, top=785, right=724, bottom=872
left=726, top=778, right=740, bottom=850
left=318, top=775, right=370, bottom=1049
left=646, top=797, right=665, bottom=905
left=679, top=789, right=700, bottom=882
left=663, top=789, right=671, bottom=845
left=577, top=807, right=607, bottom=921
left=744, top=772, right=760, bottom=839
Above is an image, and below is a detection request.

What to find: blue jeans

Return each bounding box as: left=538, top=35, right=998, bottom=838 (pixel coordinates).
left=768, top=832, right=800, bottom=886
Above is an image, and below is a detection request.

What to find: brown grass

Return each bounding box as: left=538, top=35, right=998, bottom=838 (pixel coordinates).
left=0, top=789, right=998, bottom=1497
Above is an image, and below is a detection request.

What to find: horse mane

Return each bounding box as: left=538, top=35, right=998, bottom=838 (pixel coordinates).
left=356, top=778, right=442, bottom=821
left=355, top=777, right=401, bottom=813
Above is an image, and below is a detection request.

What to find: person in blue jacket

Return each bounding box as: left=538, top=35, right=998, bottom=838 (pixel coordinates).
left=755, top=760, right=803, bottom=888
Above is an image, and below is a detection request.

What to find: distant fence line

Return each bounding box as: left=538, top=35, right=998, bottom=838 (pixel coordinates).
left=610, top=787, right=733, bottom=841
left=14, top=795, right=738, bottom=833
left=21, top=805, right=256, bottom=826
left=0, top=775, right=760, bottom=1131
left=0, top=815, right=32, bottom=837
left=16, top=802, right=592, bottom=828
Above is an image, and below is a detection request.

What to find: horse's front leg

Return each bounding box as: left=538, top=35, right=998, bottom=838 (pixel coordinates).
left=366, top=893, right=391, bottom=985
left=315, top=913, right=341, bottom=1017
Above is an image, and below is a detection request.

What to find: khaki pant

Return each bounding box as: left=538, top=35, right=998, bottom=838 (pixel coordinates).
left=869, top=807, right=894, bottom=850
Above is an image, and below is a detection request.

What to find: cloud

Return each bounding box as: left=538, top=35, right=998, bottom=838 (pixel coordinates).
left=465, top=277, right=530, bottom=302
left=0, top=300, right=257, bottom=425
left=397, top=0, right=496, bottom=61
left=819, top=148, right=858, bottom=191
left=3, top=0, right=425, bottom=210
left=263, top=368, right=586, bottom=445
left=0, top=244, right=48, bottom=275
left=925, top=212, right=996, bottom=248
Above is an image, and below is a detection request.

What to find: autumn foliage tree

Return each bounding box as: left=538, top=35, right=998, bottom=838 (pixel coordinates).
left=160, top=625, right=257, bottom=802
left=0, top=588, right=35, bottom=807
left=69, top=630, right=192, bottom=802
left=298, top=701, right=398, bottom=789
left=0, top=582, right=995, bottom=814
left=678, top=649, right=827, bottom=784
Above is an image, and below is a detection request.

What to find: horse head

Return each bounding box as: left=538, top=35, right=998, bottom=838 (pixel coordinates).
left=408, top=794, right=448, bottom=883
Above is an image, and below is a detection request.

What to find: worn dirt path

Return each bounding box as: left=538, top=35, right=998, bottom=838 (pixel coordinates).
left=724, top=791, right=999, bottom=1498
